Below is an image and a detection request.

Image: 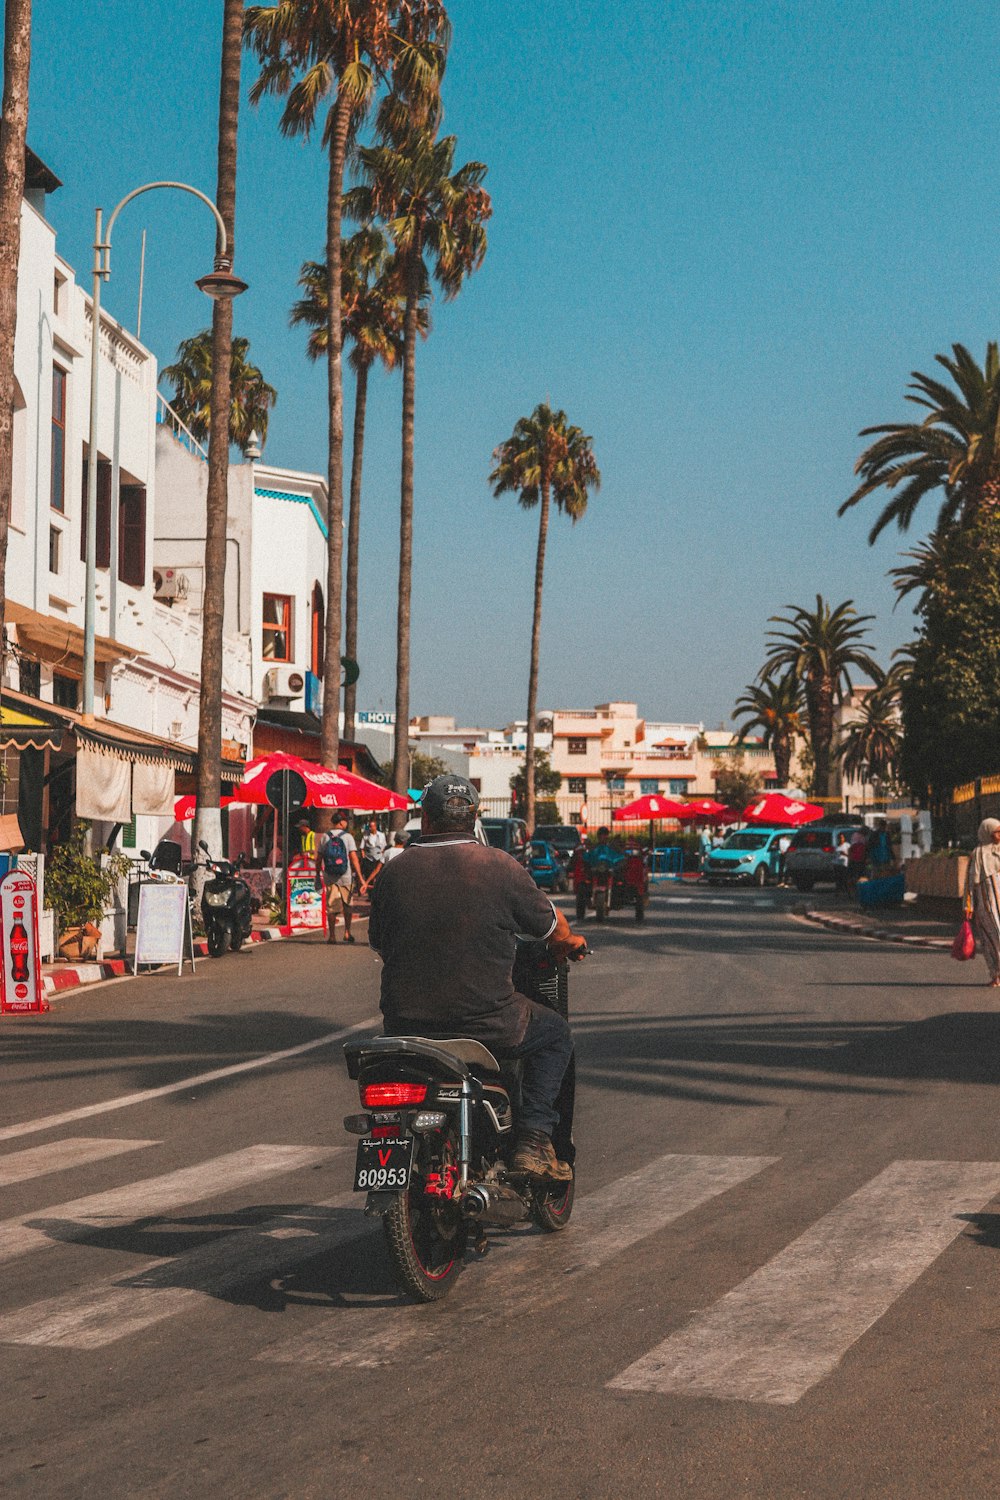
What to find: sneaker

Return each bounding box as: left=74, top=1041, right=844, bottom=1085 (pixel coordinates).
left=510, top=1129, right=573, bottom=1182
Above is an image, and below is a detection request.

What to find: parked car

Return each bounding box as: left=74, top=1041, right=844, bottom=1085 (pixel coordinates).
left=527, top=839, right=569, bottom=892
left=480, top=817, right=529, bottom=863
left=702, top=827, right=789, bottom=887
left=533, top=824, right=583, bottom=866
left=783, top=822, right=860, bottom=892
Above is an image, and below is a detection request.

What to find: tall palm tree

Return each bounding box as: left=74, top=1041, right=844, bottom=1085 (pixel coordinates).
left=888, top=527, right=952, bottom=613
left=190, top=0, right=243, bottom=860
left=162, top=331, right=277, bottom=455
left=291, top=227, right=427, bottom=743
left=346, top=115, right=491, bottom=814
left=0, top=0, right=32, bottom=693
left=840, top=343, right=1000, bottom=544
left=245, top=1, right=448, bottom=779
left=732, top=671, right=803, bottom=790
left=761, top=597, right=883, bottom=799
left=489, top=405, right=600, bottom=831
left=839, top=685, right=902, bottom=789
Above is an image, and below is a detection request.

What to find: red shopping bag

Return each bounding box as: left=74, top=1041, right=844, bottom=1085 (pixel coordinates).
left=951, top=918, right=976, bottom=961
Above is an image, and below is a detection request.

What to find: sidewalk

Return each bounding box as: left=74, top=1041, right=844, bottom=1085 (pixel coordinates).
left=798, top=890, right=955, bottom=951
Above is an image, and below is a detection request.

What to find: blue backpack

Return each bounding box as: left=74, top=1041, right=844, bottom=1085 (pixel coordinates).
left=321, top=832, right=348, bottom=878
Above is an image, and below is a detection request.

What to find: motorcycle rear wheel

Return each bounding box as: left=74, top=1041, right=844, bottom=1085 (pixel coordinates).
left=575, top=890, right=588, bottom=921
left=594, top=889, right=607, bottom=922
left=384, top=1182, right=465, bottom=1303
left=206, top=923, right=228, bottom=958
left=532, top=1172, right=575, bottom=1231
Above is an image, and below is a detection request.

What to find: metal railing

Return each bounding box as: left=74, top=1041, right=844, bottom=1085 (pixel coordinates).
left=156, top=392, right=208, bottom=462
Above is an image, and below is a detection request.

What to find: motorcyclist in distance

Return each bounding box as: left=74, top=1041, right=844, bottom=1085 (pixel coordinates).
left=368, top=775, right=587, bottom=1181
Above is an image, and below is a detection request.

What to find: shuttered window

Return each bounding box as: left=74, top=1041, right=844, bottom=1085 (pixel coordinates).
left=80, top=454, right=112, bottom=568
left=118, top=485, right=146, bottom=587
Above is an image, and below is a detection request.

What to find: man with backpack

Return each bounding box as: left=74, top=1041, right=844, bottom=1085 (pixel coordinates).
left=316, top=811, right=364, bottom=944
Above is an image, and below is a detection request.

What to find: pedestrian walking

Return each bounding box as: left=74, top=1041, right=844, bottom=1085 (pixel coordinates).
left=869, top=818, right=893, bottom=874
left=316, top=811, right=364, bottom=944
left=965, top=818, right=1000, bottom=987
left=360, top=818, right=387, bottom=881
left=834, top=832, right=851, bottom=895
left=847, top=829, right=867, bottom=891
left=360, top=832, right=407, bottom=897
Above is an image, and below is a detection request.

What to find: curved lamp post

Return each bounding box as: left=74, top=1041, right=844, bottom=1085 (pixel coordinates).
left=82, top=181, right=247, bottom=718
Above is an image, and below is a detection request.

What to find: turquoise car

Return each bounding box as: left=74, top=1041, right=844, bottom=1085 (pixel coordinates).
left=701, top=827, right=789, bottom=887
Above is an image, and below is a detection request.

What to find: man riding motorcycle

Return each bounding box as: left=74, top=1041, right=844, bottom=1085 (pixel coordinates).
left=368, top=775, right=588, bottom=1181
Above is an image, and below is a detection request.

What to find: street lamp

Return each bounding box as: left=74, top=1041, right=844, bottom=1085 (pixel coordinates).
left=82, top=181, right=247, bottom=719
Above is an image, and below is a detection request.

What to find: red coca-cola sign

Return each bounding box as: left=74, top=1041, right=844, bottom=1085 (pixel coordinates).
left=0, top=871, right=44, bottom=1015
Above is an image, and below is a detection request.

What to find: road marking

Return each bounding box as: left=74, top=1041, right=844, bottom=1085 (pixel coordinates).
left=663, top=896, right=776, bottom=909
left=0, top=1191, right=358, bottom=1349
left=609, top=1159, right=1000, bottom=1405
left=262, top=1153, right=777, bottom=1371
left=0, top=1144, right=342, bottom=1267
left=0, top=1015, right=379, bottom=1144
left=0, top=1137, right=158, bottom=1187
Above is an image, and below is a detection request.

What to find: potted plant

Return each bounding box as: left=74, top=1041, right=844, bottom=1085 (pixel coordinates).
left=46, top=821, right=131, bottom=961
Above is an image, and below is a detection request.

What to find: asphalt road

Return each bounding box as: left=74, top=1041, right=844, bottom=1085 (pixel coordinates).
left=4, top=886, right=1000, bottom=1499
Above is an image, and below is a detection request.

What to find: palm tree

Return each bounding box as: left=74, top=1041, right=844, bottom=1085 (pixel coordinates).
left=162, top=331, right=277, bottom=455
left=291, top=227, right=427, bottom=742
left=245, top=1, right=448, bottom=779
left=840, top=343, right=1000, bottom=544
left=839, top=685, right=902, bottom=790
left=761, top=597, right=884, bottom=799
left=489, top=405, right=600, bottom=831
left=888, top=527, right=952, bottom=613
left=346, top=115, right=491, bottom=813
left=732, top=672, right=803, bottom=790
left=0, top=0, right=32, bottom=692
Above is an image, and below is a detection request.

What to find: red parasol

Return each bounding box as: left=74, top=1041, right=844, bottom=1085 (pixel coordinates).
left=612, top=794, right=688, bottom=823
left=743, top=793, right=823, bottom=827
left=233, top=751, right=408, bottom=813
left=677, top=798, right=733, bottom=823
left=173, top=795, right=234, bottom=822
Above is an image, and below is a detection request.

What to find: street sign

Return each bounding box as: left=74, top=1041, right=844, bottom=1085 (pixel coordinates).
left=134, top=881, right=196, bottom=975
left=0, top=871, right=46, bottom=1014
left=286, top=853, right=325, bottom=933
left=266, top=769, right=307, bottom=812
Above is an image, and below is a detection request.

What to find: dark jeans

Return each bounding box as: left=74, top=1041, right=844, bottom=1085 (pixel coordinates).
left=385, top=998, right=574, bottom=1137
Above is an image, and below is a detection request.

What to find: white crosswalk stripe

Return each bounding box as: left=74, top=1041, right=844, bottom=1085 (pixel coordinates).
left=609, top=1159, right=1000, bottom=1405
left=0, top=1137, right=158, bottom=1187
left=0, top=1144, right=342, bottom=1267
left=260, top=1153, right=777, bottom=1371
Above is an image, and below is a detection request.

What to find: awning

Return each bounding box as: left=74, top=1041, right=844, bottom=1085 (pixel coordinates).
left=6, top=600, right=136, bottom=671
left=0, top=705, right=64, bottom=752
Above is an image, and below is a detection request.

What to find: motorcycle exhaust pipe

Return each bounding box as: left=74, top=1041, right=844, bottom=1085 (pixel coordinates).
left=461, top=1183, right=526, bottom=1225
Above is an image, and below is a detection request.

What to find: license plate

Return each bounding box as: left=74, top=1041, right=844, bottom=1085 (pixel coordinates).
left=354, top=1135, right=415, bottom=1192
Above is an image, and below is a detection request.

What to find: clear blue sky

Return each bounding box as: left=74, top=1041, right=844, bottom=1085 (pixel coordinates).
left=16, top=0, right=998, bottom=727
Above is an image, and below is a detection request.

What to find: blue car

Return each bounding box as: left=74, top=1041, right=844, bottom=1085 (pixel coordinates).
left=528, top=839, right=569, bottom=892
left=701, top=827, right=789, bottom=887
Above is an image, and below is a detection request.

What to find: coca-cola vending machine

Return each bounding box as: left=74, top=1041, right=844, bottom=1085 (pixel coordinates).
left=0, top=870, right=45, bottom=1014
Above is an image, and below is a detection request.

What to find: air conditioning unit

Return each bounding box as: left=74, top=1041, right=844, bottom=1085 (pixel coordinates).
left=153, top=568, right=180, bottom=601
left=264, top=666, right=306, bottom=702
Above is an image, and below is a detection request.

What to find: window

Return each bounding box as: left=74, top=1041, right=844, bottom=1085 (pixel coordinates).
left=567, top=777, right=587, bottom=795
left=668, top=779, right=689, bottom=795
left=119, top=485, right=146, bottom=587
left=52, top=674, right=78, bottom=710
left=311, top=582, right=325, bottom=677
left=18, top=658, right=40, bottom=697
left=51, top=367, right=67, bottom=511
left=640, top=779, right=660, bottom=795
left=262, top=594, right=292, bottom=661
left=48, top=525, right=61, bottom=574
left=608, top=777, right=625, bottom=792
left=80, top=454, right=112, bottom=567
left=567, top=737, right=587, bottom=755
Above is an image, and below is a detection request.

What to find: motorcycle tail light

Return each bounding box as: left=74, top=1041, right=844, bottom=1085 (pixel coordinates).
left=362, top=1082, right=428, bottom=1107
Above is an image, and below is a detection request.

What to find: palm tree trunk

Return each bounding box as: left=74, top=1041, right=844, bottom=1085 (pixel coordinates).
left=0, top=0, right=31, bottom=698
left=318, top=91, right=351, bottom=788
left=773, top=730, right=791, bottom=789
left=194, top=0, right=241, bottom=861
left=391, top=250, right=420, bottom=826
left=810, top=677, right=835, bottom=798
left=342, top=359, right=368, bottom=746
left=524, top=477, right=551, bottom=834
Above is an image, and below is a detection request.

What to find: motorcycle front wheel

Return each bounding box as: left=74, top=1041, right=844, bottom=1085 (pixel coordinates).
left=206, top=922, right=228, bottom=958
left=230, top=927, right=244, bottom=952
left=384, top=1177, right=466, bottom=1303
left=594, top=889, right=607, bottom=922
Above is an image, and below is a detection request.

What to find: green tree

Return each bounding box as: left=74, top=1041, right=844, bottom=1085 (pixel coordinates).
left=291, top=227, right=427, bottom=743
left=245, top=0, right=449, bottom=785
left=732, top=672, right=803, bottom=789
left=761, top=597, right=883, bottom=799
left=712, top=761, right=762, bottom=814
left=841, top=343, right=1000, bottom=543
left=162, top=332, right=276, bottom=455
left=382, top=751, right=449, bottom=790
left=347, top=114, right=491, bottom=820
left=489, top=405, right=600, bottom=831
left=510, top=751, right=562, bottom=820
left=839, top=685, right=902, bottom=789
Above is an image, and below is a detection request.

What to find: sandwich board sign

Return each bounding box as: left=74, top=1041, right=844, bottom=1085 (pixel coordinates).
left=0, top=870, right=46, bottom=1014
left=286, top=853, right=325, bottom=933
left=134, top=880, right=196, bottom=975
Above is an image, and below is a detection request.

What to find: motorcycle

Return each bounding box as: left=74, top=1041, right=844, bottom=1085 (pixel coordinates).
left=572, top=845, right=648, bottom=923
left=197, top=839, right=253, bottom=957
left=343, top=941, right=579, bottom=1303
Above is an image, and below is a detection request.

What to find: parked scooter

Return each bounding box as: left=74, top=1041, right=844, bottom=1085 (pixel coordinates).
left=197, top=839, right=253, bottom=957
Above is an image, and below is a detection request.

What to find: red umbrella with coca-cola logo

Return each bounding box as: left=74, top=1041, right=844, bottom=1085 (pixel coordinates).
left=677, top=797, right=733, bottom=823
left=743, top=792, right=823, bottom=827
left=234, top=752, right=408, bottom=812
left=612, top=794, right=687, bottom=823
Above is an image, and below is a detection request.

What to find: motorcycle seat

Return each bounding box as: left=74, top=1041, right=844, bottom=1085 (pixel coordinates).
left=407, top=1037, right=501, bottom=1074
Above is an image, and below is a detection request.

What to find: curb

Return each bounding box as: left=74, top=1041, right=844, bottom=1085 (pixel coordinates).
left=801, top=909, right=951, bottom=951
left=43, top=923, right=300, bottom=997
